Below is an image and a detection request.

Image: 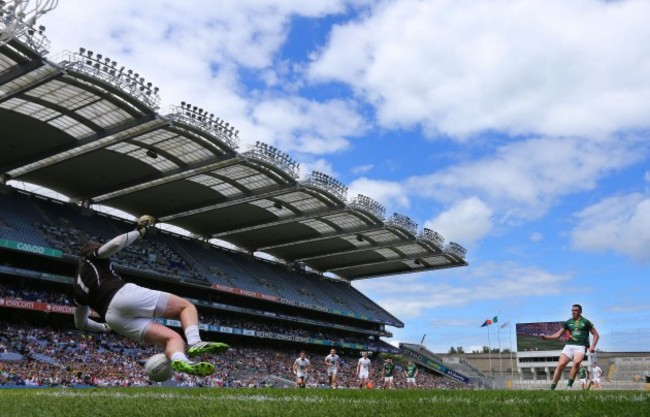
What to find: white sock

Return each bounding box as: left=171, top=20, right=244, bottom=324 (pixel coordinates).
left=171, top=352, right=189, bottom=363
left=184, top=325, right=201, bottom=346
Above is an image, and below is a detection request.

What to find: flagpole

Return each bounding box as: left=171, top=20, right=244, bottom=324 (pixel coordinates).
left=498, top=322, right=503, bottom=375
left=487, top=324, right=492, bottom=378
left=509, top=321, right=514, bottom=375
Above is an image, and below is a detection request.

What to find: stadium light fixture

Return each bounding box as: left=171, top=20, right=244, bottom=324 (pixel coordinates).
left=348, top=194, right=385, bottom=220
left=445, top=242, right=467, bottom=260
left=304, top=171, right=348, bottom=202
left=244, top=141, right=300, bottom=179
left=56, top=50, right=161, bottom=109
left=0, top=0, right=57, bottom=53
left=418, top=228, right=445, bottom=251
left=386, top=213, right=418, bottom=236
left=166, top=101, right=240, bottom=151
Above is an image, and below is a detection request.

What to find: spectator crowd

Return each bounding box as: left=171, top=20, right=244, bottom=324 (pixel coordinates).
left=0, top=320, right=466, bottom=390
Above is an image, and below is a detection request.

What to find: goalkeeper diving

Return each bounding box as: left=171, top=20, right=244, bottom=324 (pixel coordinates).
left=72, top=214, right=228, bottom=376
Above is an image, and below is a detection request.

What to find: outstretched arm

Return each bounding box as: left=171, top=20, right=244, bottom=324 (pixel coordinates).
left=73, top=305, right=111, bottom=332
left=95, top=215, right=156, bottom=259
left=540, top=328, right=565, bottom=340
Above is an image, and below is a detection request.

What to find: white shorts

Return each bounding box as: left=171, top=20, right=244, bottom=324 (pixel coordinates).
left=580, top=378, right=587, bottom=384
left=592, top=377, right=601, bottom=384
left=327, top=368, right=338, bottom=376
left=105, top=283, right=170, bottom=342
left=561, top=344, right=587, bottom=361
left=407, top=377, right=416, bottom=384
left=359, top=371, right=369, bottom=379
left=296, top=373, right=308, bottom=380
left=384, top=376, right=394, bottom=383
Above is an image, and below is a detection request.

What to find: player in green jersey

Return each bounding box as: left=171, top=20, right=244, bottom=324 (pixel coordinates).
left=540, top=304, right=599, bottom=390
left=578, top=365, right=589, bottom=389
left=403, top=361, right=418, bottom=388
left=382, top=357, right=396, bottom=389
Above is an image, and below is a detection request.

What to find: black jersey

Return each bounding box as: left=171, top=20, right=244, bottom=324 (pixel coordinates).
left=73, top=250, right=126, bottom=319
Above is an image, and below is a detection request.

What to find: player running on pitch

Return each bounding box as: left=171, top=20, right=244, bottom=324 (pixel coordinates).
left=72, top=215, right=228, bottom=377
left=540, top=304, right=599, bottom=390
left=403, top=361, right=418, bottom=388
left=578, top=365, right=589, bottom=390
left=382, top=357, right=396, bottom=389
left=324, top=348, right=340, bottom=388
left=293, top=350, right=311, bottom=388
left=590, top=362, right=603, bottom=389
left=357, top=351, right=372, bottom=388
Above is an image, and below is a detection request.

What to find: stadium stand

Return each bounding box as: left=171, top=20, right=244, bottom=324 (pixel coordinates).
left=609, top=357, right=650, bottom=383
left=0, top=189, right=401, bottom=326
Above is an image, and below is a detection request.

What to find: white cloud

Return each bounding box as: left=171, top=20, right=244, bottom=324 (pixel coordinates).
left=39, top=0, right=366, bottom=157
left=351, top=164, right=374, bottom=175
left=406, top=136, right=644, bottom=220
left=355, top=262, right=571, bottom=319
left=606, top=304, right=650, bottom=314
left=248, top=97, right=367, bottom=154
left=571, top=192, right=650, bottom=262
left=530, top=232, right=543, bottom=242
left=348, top=177, right=409, bottom=211
left=424, top=197, right=493, bottom=245
left=309, top=0, right=650, bottom=139
left=297, top=158, right=337, bottom=180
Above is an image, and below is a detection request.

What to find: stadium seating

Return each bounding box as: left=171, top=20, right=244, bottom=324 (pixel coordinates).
left=0, top=189, right=398, bottom=325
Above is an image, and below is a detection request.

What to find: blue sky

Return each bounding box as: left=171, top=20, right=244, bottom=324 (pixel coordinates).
left=37, top=0, right=650, bottom=353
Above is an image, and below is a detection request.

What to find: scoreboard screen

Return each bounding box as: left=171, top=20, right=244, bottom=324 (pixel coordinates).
left=516, top=321, right=569, bottom=351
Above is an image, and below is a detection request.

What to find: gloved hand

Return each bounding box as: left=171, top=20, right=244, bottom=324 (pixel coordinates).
left=136, top=214, right=156, bottom=238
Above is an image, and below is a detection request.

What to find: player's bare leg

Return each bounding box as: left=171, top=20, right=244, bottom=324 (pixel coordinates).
left=550, top=354, right=570, bottom=390
left=567, top=353, right=585, bottom=388
left=143, top=322, right=214, bottom=376
left=163, top=294, right=228, bottom=356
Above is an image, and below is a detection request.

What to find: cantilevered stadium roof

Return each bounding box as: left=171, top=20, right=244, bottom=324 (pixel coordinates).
left=0, top=33, right=467, bottom=281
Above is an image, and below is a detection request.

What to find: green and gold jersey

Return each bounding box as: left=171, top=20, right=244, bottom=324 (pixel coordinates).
left=563, top=316, right=594, bottom=347
left=405, top=365, right=417, bottom=378
left=579, top=367, right=587, bottom=379
left=384, top=362, right=395, bottom=377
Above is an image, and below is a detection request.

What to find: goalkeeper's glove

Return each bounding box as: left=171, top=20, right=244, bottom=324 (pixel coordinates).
left=136, top=214, right=156, bottom=238
left=102, top=323, right=112, bottom=333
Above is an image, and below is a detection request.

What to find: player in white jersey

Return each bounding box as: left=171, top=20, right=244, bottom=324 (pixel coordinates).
left=324, top=348, right=340, bottom=388
left=356, top=351, right=371, bottom=388
left=293, top=350, right=311, bottom=388
left=590, top=362, right=603, bottom=389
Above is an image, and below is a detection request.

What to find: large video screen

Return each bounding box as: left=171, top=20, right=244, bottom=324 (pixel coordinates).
left=516, top=321, right=569, bottom=351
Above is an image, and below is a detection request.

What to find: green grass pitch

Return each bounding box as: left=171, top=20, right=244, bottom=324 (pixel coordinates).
left=1, top=387, right=648, bottom=417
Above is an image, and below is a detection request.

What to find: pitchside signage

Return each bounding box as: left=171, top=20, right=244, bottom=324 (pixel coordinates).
left=0, top=239, right=63, bottom=258
left=0, top=297, right=96, bottom=316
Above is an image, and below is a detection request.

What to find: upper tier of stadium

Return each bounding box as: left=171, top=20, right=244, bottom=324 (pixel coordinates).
left=0, top=188, right=403, bottom=328
left=0, top=25, right=467, bottom=281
